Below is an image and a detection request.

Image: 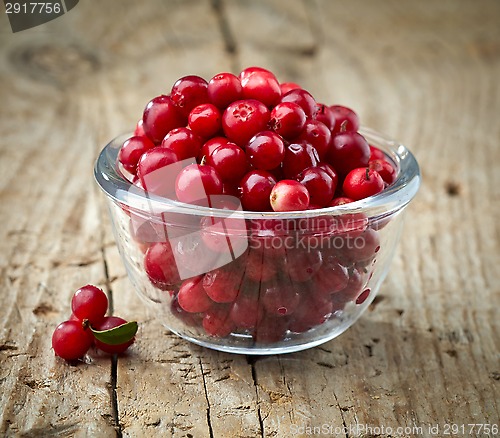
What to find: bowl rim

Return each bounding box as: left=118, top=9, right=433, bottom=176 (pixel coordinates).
left=94, top=127, right=421, bottom=221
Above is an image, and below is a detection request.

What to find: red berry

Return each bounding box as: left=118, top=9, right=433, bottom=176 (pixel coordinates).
left=170, top=75, right=209, bottom=118
left=279, top=82, right=301, bottom=94
left=222, top=99, right=270, bottom=146
left=134, top=119, right=145, bottom=137
left=207, top=72, right=242, bottom=109
left=52, top=320, right=93, bottom=361
left=239, top=66, right=281, bottom=107
left=280, top=88, right=317, bottom=118
left=137, top=148, right=181, bottom=198
left=268, top=102, right=306, bottom=139
left=203, top=267, right=241, bottom=303
left=144, top=241, right=181, bottom=289
left=295, top=120, right=331, bottom=160
left=240, top=170, right=277, bottom=211
left=246, top=131, right=285, bottom=170
left=178, top=276, right=213, bottom=313
left=161, top=127, right=203, bottom=160
left=328, top=131, right=370, bottom=176
left=142, top=95, right=185, bottom=144
left=93, top=316, right=135, bottom=355
left=203, top=306, right=234, bottom=337
left=296, top=167, right=335, bottom=208
left=329, top=196, right=354, bottom=207
left=206, top=142, right=248, bottom=182
left=315, top=104, right=335, bottom=131
left=312, top=259, right=349, bottom=299
left=71, top=285, right=108, bottom=325
left=369, top=145, right=385, bottom=161
left=270, top=180, right=310, bottom=212
left=337, top=227, right=381, bottom=263
left=188, top=103, right=222, bottom=139
left=282, top=142, right=319, bottom=179
left=230, top=295, right=262, bottom=329
left=343, top=167, right=385, bottom=200
left=330, top=105, right=360, bottom=134
left=262, top=283, right=300, bottom=317
left=282, top=247, right=323, bottom=282
left=316, top=162, right=339, bottom=191
left=288, top=294, right=333, bottom=333
left=175, top=164, right=223, bottom=205
left=118, top=136, right=155, bottom=174
left=198, top=136, right=229, bottom=162
left=243, top=248, right=277, bottom=282
left=369, top=159, right=396, bottom=185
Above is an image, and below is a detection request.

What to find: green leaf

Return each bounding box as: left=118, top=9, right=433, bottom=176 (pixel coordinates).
left=90, top=321, right=138, bottom=345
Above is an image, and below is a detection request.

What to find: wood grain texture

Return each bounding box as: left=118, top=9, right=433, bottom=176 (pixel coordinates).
left=0, top=0, right=499, bottom=437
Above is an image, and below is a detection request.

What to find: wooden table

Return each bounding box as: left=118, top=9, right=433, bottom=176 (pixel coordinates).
left=1, top=0, right=499, bottom=436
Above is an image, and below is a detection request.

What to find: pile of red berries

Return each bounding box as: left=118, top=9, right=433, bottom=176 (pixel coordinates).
left=52, top=285, right=137, bottom=362
left=116, top=67, right=395, bottom=343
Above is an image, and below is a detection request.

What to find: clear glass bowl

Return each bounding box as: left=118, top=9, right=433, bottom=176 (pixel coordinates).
left=94, top=127, right=420, bottom=354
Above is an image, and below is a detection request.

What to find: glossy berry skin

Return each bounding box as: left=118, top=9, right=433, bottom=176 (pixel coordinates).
left=369, top=159, right=396, bottom=185
left=312, top=259, right=349, bottom=299
left=282, top=143, right=320, bottom=179
left=188, top=103, right=222, bottom=139
left=93, top=316, right=135, bottom=355
left=315, top=104, right=335, bottom=131
left=329, top=196, right=354, bottom=206
left=198, top=136, right=229, bottom=162
left=137, top=148, right=181, bottom=198
left=283, top=247, right=323, bottom=282
left=270, top=180, right=310, bottom=212
left=280, top=89, right=317, bottom=118
left=269, top=102, right=307, bottom=139
left=230, top=295, right=262, bottom=329
left=206, top=142, right=248, bottom=182
left=243, top=248, right=277, bottom=282
left=144, top=242, right=181, bottom=289
left=295, top=120, right=331, bottom=160
left=343, top=167, right=385, bottom=200
left=71, top=285, right=108, bottom=325
left=175, top=164, right=223, bottom=204
left=240, top=170, right=277, bottom=211
left=170, top=75, right=209, bottom=118
left=246, top=131, right=285, bottom=170
left=207, top=72, right=242, bottom=109
left=369, top=145, right=385, bottom=161
left=134, top=119, right=145, bottom=137
left=316, top=162, right=339, bottom=191
left=178, top=276, right=213, bottom=313
left=222, top=99, right=270, bottom=147
left=279, top=82, right=301, bottom=94
left=202, top=267, right=241, bottom=303
left=161, top=127, right=203, bottom=160
left=262, top=283, right=300, bottom=317
left=52, top=320, right=93, bottom=361
left=118, top=136, right=155, bottom=174
left=239, top=66, right=281, bottom=108
left=203, top=307, right=234, bottom=337
left=296, top=167, right=336, bottom=207
left=330, top=105, right=360, bottom=134
left=328, top=131, right=370, bottom=177
left=142, top=95, right=185, bottom=144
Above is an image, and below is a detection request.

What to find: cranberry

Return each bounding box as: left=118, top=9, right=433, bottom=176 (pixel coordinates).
left=329, top=197, right=354, bottom=207
left=52, top=320, right=93, bottom=361
left=188, top=103, right=222, bottom=139
left=198, top=136, right=229, bottom=162
left=295, top=120, right=331, bottom=160
left=296, top=167, right=336, bottom=207
left=203, top=306, right=234, bottom=337
left=254, top=315, right=288, bottom=343
left=202, top=267, right=241, bottom=303
left=240, top=170, right=277, bottom=211
left=118, top=136, right=155, bottom=174
left=282, top=247, right=323, bottom=282
left=93, top=316, right=135, bottom=355
left=170, top=297, right=201, bottom=327
left=369, top=145, right=385, bottom=161
left=230, top=295, right=262, bottom=329
left=337, top=227, right=381, bottom=263
left=170, top=75, right=209, bottom=118
left=142, top=95, right=185, bottom=144
left=243, top=248, right=277, bottom=283
left=356, top=288, right=371, bottom=305
left=246, top=131, right=285, bottom=170
left=248, top=218, right=288, bottom=256
left=137, top=148, right=181, bottom=198
left=280, top=88, right=317, bottom=118
left=134, top=119, right=145, bottom=137
left=270, top=180, right=310, bottom=212
left=282, top=143, right=319, bottom=179
left=206, top=142, right=248, bottom=182
left=369, top=159, right=396, bottom=185
left=330, top=105, right=360, bottom=134
left=239, top=66, right=281, bottom=107
left=71, top=285, right=108, bottom=325
left=288, top=294, right=333, bottom=333
left=328, top=131, right=370, bottom=176
left=312, top=259, right=349, bottom=299
left=207, top=72, right=242, bottom=109
left=161, top=127, right=203, bottom=160
left=315, top=104, right=335, bottom=131
left=262, top=282, right=300, bottom=317
left=279, top=82, right=301, bottom=94
left=332, top=268, right=364, bottom=308
left=268, top=102, right=306, bottom=139
left=177, top=276, right=213, bottom=313
left=317, top=162, right=339, bottom=191
left=175, top=164, right=223, bottom=205
left=343, top=167, right=384, bottom=200
left=144, top=241, right=181, bottom=288
left=222, top=99, right=270, bottom=146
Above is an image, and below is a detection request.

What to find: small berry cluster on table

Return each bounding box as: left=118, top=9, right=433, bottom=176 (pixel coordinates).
left=52, top=285, right=137, bottom=362
left=115, top=67, right=396, bottom=344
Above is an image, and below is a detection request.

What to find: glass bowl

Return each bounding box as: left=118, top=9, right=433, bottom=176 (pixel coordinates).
left=94, top=127, right=420, bottom=355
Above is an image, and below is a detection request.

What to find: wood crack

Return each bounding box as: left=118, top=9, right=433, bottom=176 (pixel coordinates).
left=248, top=357, right=265, bottom=438
left=199, top=357, right=214, bottom=438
